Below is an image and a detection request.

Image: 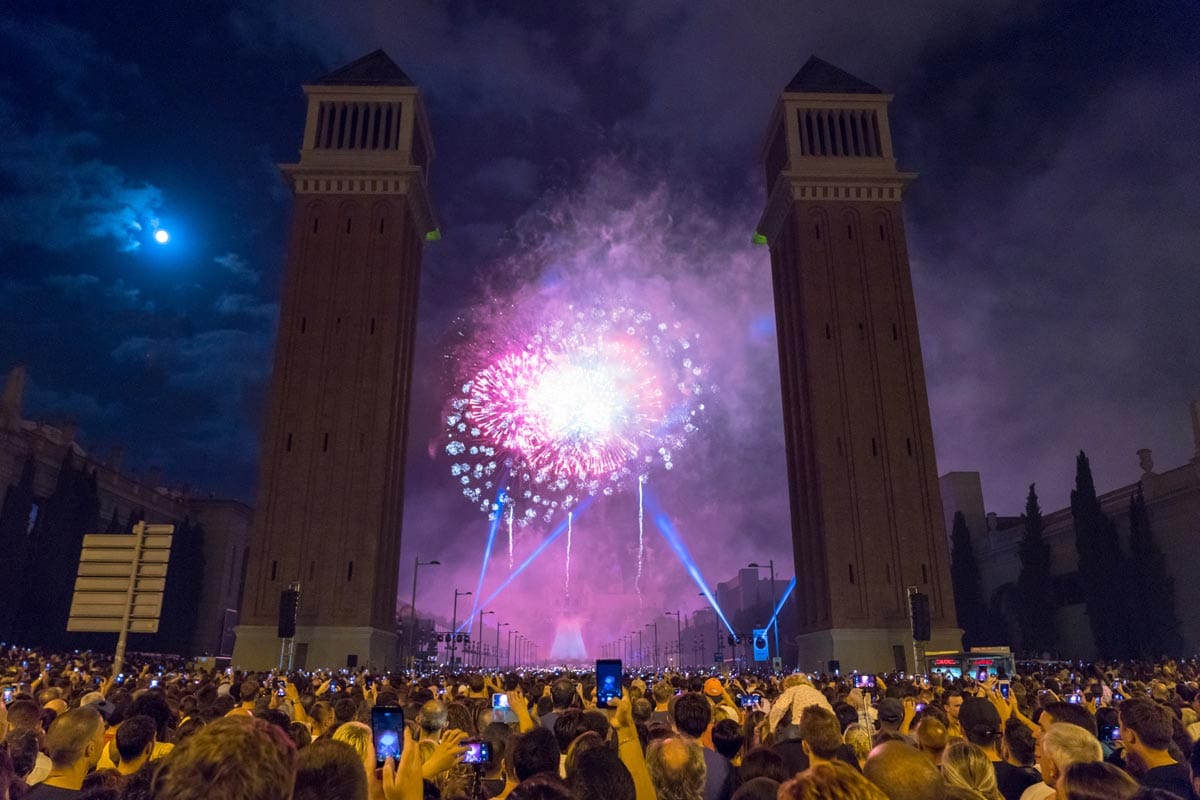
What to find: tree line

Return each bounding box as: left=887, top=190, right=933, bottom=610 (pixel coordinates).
left=949, top=450, right=1182, bottom=660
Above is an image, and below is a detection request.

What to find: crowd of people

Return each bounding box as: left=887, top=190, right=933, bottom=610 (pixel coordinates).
left=3, top=646, right=1200, bottom=800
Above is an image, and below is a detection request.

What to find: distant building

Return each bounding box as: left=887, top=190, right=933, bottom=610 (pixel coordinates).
left=939, top=403, right=1200, bottom=658
left=0, top=365, right=252, bottom=656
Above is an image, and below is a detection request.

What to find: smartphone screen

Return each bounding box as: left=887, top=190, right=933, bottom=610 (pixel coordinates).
left=492, top=692, right=510, bottom=709
left=999, top=681, right=1010, bottom=700
left=372, top=706, right=405, bottom=768
left=976, top=668, right=989, bottom=682
left=854, top=674, right=875, bottom=690
left=596, top=659, right=622, bottom=709
left=2, top=687, right=12, bottom=703
left=462, top=739, right=491, bottom=764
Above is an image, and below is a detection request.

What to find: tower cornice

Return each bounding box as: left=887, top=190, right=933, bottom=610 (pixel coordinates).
left=756, top=169, right=917, bottom=244
left=280, top=163, right=437, bottom=239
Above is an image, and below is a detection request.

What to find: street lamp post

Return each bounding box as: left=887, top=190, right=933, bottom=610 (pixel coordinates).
left=476, top=610, right=495, bottom=668
left=632, top=630, right=643, bottom=667
left=507, top=629, right=518, bottom=669
left=647, top=623, right=659, bottom=669
left=449, top=589, right=471, bottom=668
left=408, top=558, right=440, bottom=669
left=664, top=611, right=681, bottom=668
left=496, top=622, right=509, bottom=669
left=749, top=560, right=778, bottom=667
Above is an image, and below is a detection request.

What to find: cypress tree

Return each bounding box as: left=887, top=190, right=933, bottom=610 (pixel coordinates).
left=1127, top=484, right=1182, bottom=658
left=0, top=454, right=36, bottom=639
left=1070, top=451, right=1132, bottom=658
left=1016, top=484, right=1057, bottom=655
left=151, top=517, right=206, bottom=655
left=104, top=506, right=121, bottom=533
left=949, top=511, right=990, bottom=647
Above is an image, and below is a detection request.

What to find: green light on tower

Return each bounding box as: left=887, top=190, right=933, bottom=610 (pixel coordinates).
left=751, top=232, right=768, bottom=246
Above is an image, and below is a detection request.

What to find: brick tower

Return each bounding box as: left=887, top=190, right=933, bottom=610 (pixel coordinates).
left=757, top=57, right=960, bottom=671
left=233, top=51, right=436, bottom=669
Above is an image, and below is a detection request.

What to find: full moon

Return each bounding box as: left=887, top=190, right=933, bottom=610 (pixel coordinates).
left=154, top=229, right=170, bottom=244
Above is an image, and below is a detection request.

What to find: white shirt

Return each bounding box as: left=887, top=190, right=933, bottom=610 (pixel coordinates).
left=1018, top=781, right=1055, bottom=800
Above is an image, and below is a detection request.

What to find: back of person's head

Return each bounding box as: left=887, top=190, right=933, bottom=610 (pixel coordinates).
left=565, top=731, right=606, bottom=778
left=739, top=747, right=788, bottom=784
left=1042, top=722, right=1102, bottom=781
left=45, top=706, right=104, bottom=768
left=554, top=709, right=589, bottom=752
left=833, top=702, right=858, bottom=733
left=957, top=698, right=1001, bottom=748
left=334, top=698, right=359, bottom=725
left=332, top=721, right=372, bottom=763
left=798, top=705, right=842, bottom=760
left=863, top=740, right=944, bottom=800
left=671, top=693, right=711, bottom=738
left=468, top=674, right=486, bottom=694
left=151, top=716, right=296, bottom=800
left=5, top=700, right=40, bottom=733
left=129, top=692, right=172, bottom=739
left=552, top=680, right=576, bottom=710
left=310, top=701, right=335, bottom=731
left=842, top=723, right=873, bottom=765
left=81, top=766, right=124, bottom=800
left=116, top=715, right=157, bottom=763
left=632, top=698, right=653, bottom=725
left=513, top=727, right=561, bottom=781
left=239, top=679, right=260, bottom=703
left=294, top=738, right=368, bottom=800
left=483, top=721, right=513, bottom=768
left=510, top=773, right=577, bottom=800
left=646, top=738, right=706, bottom=800
left=289, top=721, right=313, bottom=750
left=1058, top=760, right=1139, bottom=800
left=568, top=745, right=634, bottom=800
left=778, top=760, right=888, bottom=800
left=1003, top=718, right=1035, bottom=766
left=731, top=777, right=779, bottom=800
left=1041, top=702, right=1097, bottom=737
left=1118, top=698, right=1173, bottom=751
left=417, top=700, right=448, bottom=734
left=940, top=741, right=1000, bottom=799
left=7, top=727, right=42, bottom=778
left=652, top=682, right=674, bottom=706
left=711, top=718, right=742, bottom=760
left=913, top=715, right=948, bottom=759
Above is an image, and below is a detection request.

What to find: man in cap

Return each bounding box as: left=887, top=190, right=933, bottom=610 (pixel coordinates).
left=960, top=697, right=1039, bottom=800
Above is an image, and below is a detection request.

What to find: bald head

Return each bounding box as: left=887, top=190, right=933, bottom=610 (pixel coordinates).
left=417, top=700, right=447, bottom=734
left=647, top=738, right=705, bottom=800
left=45, top=706, right=105, bottom=769
left=864, top=740, right=944, bottom=800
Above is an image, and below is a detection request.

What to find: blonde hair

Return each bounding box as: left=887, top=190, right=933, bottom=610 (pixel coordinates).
left=842, top=723, right=872, bottom=766
left=779, top=761, right=889, bottom=800
left=332, top=721, right=374, bottom=764
left=941, top=741, right=1002, bottom=800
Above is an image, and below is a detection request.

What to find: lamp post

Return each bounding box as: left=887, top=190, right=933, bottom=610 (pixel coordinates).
left=647, top=622, right=659, bottom=669
left=632, top=630, right=643, bottom=667
left=496, top=622, right=509, bottom=669
left=749, top=560, right=778, bottom=666
left=449, top=589, right=471, bottom=667
left=408, top=558, right=440, bottom=669
left=476, top=610, right=495, bottom=668
left=507, top=629, right=518, bottom=669
left=664, top=611, right=681, bottom=668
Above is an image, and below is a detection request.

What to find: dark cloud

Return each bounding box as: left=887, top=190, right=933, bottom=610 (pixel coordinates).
left=214, top=252, right=260, bottom=284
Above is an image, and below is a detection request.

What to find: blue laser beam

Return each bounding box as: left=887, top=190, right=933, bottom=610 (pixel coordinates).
left=460, top=480, right=509, bottom=633
left=763, top=576, right=797, bottom=635
left=642, top=487, right=735, bottom=636
left=464, top=497, right=596, bottom=620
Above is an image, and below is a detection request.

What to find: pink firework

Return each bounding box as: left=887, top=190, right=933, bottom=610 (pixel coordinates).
left=446, top=305, right=705, bottom=524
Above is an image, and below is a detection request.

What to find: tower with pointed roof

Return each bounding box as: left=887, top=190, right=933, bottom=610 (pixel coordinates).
left=758, top=57, right=960, bottom=670
left=233, top=51, right=437, bottom=669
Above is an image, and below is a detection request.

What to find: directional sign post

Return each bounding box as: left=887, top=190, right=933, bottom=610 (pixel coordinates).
left=68, top=521, right=174, bottom=675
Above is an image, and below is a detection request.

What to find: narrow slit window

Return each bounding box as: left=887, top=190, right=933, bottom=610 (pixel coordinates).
left=370, top=318, right=376, bottom=334
left=885, top=564, right=891, bottom=583
left=286, top=433, right=293, bottom=452
left=270, top=561, right=277, bottom=581
left=891, top=323, right=898, bottom=341
left=879, top=224, right=886, bottom=240
left=848, top=564, right=855, bottom=584
left=312, top=218, right=319, bottom=234
left=814, top=225, right=821, bottom=239
left=309, top=561, right=315, bottom=580
left=906, top=437, right=913, bottom=456
left=379, top=218, right=385, bottom=234
left=921, top=563, right=929, bottom=583
left=300, top=317, right=307, bottom=334
left=824, top=323, right=831, bottom=340
left=345, top=218, right=352, bottom=234
left=871, top=437, right=878, bottom=456
left=847, top=225, right=853, bottom=239
left=347, top=561, right=354, bottom=582
left=836, top=437, right=843, bottom=456
left=322, top=433, right=329, bottom=452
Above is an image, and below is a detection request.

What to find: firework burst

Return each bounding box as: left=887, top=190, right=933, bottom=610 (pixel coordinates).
left=446, top=304, right=705, bottom=524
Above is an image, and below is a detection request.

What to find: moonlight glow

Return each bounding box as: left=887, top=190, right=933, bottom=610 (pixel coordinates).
left=153, top=229, right=170, bottom=244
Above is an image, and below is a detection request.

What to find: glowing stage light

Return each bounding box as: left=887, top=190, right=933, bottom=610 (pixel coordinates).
left=763, top=576, right=797, bottom=635
left=154, top=229, right=170, bottom=244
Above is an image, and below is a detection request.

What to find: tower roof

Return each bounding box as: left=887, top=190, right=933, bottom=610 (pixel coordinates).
left=785, top=57, right=882, bottom=94
left=316, top=49, right=414, bottom=87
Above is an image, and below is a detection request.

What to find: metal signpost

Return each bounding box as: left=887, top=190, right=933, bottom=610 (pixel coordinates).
left=67, top=522, right=174, bottom=675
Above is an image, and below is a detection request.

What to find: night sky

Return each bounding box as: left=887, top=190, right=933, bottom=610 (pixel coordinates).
left=2, top=2, right=1198, bottom=634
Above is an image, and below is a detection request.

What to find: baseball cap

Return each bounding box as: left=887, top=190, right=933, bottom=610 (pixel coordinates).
left=876, top=698, right=905, bottom=724
left=703, top=678, right=724, bottom=698
left=959, top=697, right=1002, bottom=740
left=79, top=691, right=116, bottom=722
